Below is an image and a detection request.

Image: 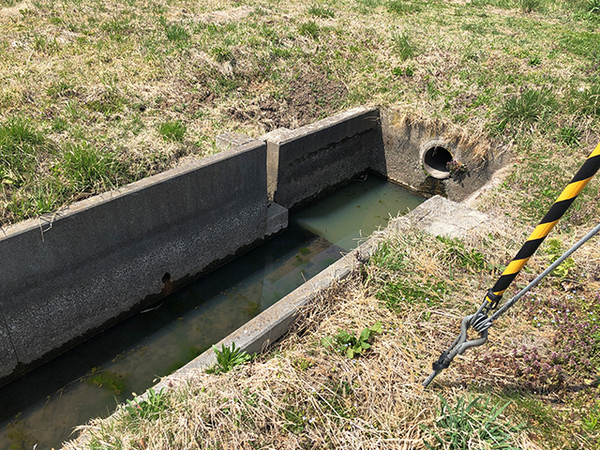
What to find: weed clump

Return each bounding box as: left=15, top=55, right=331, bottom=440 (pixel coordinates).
left=498, top=88, right=557, bottom=130
left=422, top=396, right=523, bottom=450
left=298, top=21, right=320, bottom=39
left=58, top=143, right=124, bottom=192
left=206, top=343, right=251, bottom=374
left=0, top=117, right=52, bottom=188
left=392, top=30, right=417, bottom=61
left=158, top=120, right=187, bottom=142
left=307, top=5, right=335, bottom=18
left=570, top=83, right=600, bottom=117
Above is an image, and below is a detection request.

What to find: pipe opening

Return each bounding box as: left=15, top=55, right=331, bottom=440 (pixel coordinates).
left=422, top=146, right=453, bottom=180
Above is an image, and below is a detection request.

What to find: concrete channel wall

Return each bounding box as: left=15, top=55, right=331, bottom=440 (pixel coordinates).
left=0, top=140, right=281, bottom=383
left=0, top=105, right=503, bottom=386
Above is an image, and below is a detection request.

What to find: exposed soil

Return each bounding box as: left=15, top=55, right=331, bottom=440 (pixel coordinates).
left=227, top=70, right=348, bottom=131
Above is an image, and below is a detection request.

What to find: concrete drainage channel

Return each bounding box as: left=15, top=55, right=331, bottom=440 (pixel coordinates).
left=0, top=106, right=505, bottom=442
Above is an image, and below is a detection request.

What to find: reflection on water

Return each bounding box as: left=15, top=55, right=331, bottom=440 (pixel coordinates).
left=0, top=176, right=423, bottom=449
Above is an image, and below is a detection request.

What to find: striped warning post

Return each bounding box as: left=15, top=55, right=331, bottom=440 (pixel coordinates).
left=485, top=142, right=600, bottom=306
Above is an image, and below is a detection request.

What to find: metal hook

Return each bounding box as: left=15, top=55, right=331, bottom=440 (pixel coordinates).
left=422, top=315, right=488, bottom=387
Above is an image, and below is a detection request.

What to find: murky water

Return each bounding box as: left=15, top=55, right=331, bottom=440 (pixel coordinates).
left=0, top=176, right=424, bottom=449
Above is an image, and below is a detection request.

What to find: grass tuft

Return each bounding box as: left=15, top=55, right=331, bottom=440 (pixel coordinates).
left=298, top=21, right=320, bottom=39
left=163, top=22, right=191, bottom=43
left=387, top=0, right=422, bottom=15
left=0, top=117, right=51, bottom=188
left=57, top=143, right=124, bottom=193
left=570, top=83, right=600, bottom=116
left=391, top=30, right=417, bottom=61
left=307, top=4, right=335, bottom=18
left=158, top=120, right=187, bottom=142
left=422, top=396, right=523, bottom=450
left=498, top=88, right=557, bottom=129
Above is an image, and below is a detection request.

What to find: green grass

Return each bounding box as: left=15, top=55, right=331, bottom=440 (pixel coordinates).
left=298, top=21, right=320, bottom=39
left=158, top=120, right=187, bottom=142
left=422, top=396, right=523, bottom=450
left=391, top=30, right=417, bottom=61
left=498, top=88, right=557, bottom=130
left=0, top=0, right=598, bottom=229
left=0, top=117, right=53, bottom=188
left=307, top=4, right=335, bottom=18
left=57, top=143, right=124, bottom=192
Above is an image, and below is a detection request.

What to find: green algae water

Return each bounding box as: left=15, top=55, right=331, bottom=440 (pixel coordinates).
left=0, top=176, right=424, bottom=449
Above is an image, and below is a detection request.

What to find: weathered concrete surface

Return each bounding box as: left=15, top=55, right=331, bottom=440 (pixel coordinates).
left=373, top=109, right=507, bottom=201
left=216, top=132, right=255, bottom=151
left=0, top=317, right=17, bottom=381
left=266, top=202, right=288, bottom=236
left=0, top=139, right=275, bottom=384
left=266, top=106, right=381, bottom=209
left=387, top=194, right=500, bottom=241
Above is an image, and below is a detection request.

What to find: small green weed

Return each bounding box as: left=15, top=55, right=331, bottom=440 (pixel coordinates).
left=368, top=240, right=409, bottom=272
left=283, top=406, right=307, bottom=433
left=32, top=34, right=59, bottom=54
left=321, top=321, right=382, bottom=358
left=528, top=55, right=541, bottom=66
left=101, top=17, right=132, bottom=42
left=0, top=117, right=51, bottom=188
left=556, top=126, right=580, bottom=146
left=387, top=0, right=422, bottom=15
left=437, top=236, right=487, bottom=273
left=46, top=80, right=76, bottom=98
left=125, top=388, right=168, bottom=422
left=446, top=159, right=467, bottom=176
left=355, top=0, right=382, bottom=13
left=377, top=278, right=449, bottom=309
left=158, top=120, right=186, bottom=142
left=582, top=403, right=600, bottom=432
left=211, top=46, right=233, bottom=62
left=206, top=343, right=251, bottom=374
left=164, top=22, right=191, bottom=43
left=392, top=31, right=417, bottom=61
left=544, top=238, right=576, bottom=280
left=422, top=395, right=523, bottom=450
left=392, top=65, right=415, bottom=77
left=307, top=4, right=335, bottom=18
left=498, top=88, right=557, bottom=129
left=298, top=21, right=320, bottom=39
left=570, top=83, right=600, bottom=117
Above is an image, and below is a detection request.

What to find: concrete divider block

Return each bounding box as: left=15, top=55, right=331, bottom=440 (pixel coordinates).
left=0, top=318, right=17, bottom=381
left=266, top=202, right=288, bottom=236
left=0, top=140, right=270, bottom=380
left=266, top=107, right=381, bottom=209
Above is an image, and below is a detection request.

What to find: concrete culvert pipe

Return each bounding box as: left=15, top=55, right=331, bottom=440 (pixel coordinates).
left=421, top=144, right=453, bottom=180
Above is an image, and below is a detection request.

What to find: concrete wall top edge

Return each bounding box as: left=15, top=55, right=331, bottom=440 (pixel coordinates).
left=271, top=106, right=380, bottom=150
left=0, top=139, right=266, bottom=241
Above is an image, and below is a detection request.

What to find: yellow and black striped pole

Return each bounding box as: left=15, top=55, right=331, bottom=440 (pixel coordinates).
left=483, top=141, right=600, bottom=310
